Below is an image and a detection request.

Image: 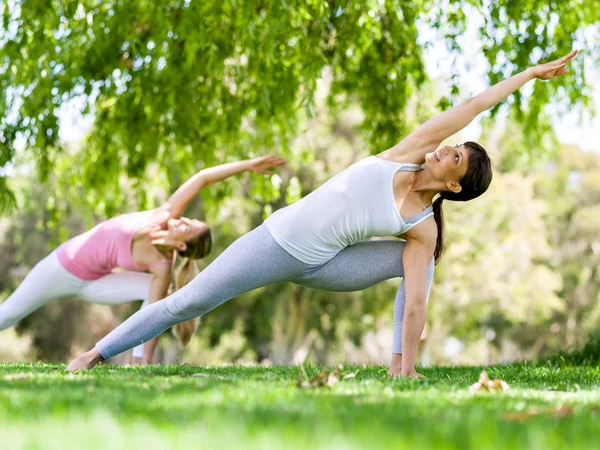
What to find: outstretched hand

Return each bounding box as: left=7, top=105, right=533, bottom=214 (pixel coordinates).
left=249, top=154, right=286, bottom=176
left=530, top=49, right=578, bottom=80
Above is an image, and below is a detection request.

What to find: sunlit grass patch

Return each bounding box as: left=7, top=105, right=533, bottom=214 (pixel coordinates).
left=1, top=362, right=599, bottom=449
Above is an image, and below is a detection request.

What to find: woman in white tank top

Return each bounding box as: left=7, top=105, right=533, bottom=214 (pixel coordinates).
left=68, top=50, right=578, bottom=377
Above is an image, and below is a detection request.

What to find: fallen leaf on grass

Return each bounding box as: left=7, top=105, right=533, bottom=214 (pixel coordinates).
left=501, top=404, right=574, bottom=422
left=469, top=371, right=510, bottom=392
left=553, top=404, right=574, bottom=417
left=326, top=369, right=340, bottom=387
left=500, top=410, right=540, bottom=422
left=4, top=373, right=31, bottom=381
left=297, top=365, right=344, bottom=389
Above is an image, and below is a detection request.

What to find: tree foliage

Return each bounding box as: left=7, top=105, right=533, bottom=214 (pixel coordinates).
left=1, top=1, right=596, bottom=212
left=1, top=1, right=600, bottom=364
left=436, top=0, right=598, bottom=150
left=1, top=0, right=426, bottom=212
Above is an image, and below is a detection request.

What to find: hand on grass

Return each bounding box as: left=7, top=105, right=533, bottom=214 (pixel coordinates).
left=400, top=369, right=426, bottom=379
left=388, top=364, right=426, bottom=379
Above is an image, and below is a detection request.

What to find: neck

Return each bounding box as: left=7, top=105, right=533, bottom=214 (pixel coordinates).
left=154, top=244, right=176, bottom=259
left=410, top=169, right=444, bottom=205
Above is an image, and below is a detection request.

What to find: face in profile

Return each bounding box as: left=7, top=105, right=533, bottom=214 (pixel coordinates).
left=166, top=217, right=210, bottom=251
left=425, top=144, right=470, bottom=194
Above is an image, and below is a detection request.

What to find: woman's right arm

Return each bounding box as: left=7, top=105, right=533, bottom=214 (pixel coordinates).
left=384, top=50, right=578, bottom=164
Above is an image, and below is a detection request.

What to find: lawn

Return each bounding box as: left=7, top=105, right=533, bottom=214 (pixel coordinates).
left=1, top=362, right=599, bottom=449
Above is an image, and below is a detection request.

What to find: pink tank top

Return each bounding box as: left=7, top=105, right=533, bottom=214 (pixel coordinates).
left=56, top=211, right=170, bottom=281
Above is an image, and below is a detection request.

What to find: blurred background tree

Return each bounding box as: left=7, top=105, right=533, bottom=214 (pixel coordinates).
left=2, top=0, right=597, bottom=212
left=1, top=1, right=599, bottom=364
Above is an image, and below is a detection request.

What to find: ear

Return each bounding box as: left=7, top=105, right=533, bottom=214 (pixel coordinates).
left=178, top=242, right=187, bottom=252
left=446, top=181, right=462, bottom=194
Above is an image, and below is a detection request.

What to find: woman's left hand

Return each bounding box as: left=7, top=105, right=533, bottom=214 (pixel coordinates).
left=529, top=49, right=578, bottom=80
left=249, top=154, right=286, bottom=176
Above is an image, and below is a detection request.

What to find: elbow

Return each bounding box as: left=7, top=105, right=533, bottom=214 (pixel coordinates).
left=464, top=96, right=476, bottom=107
left=405, top=301, right=426, bottom=317
left=464, top=96, right=479, bottom=109
left=196, top=171, right=210, bottom=187
left=465, top=96, right=484, bottom=115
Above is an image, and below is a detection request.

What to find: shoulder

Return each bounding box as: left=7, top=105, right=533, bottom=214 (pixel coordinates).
left=405, top=216, right=437, bottom=249
left=378, top=136, right=436, bottom=165
left=143, top=207, right=172, bottom=225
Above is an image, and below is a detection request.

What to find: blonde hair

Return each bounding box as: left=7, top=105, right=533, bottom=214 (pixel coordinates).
left=179, top=225, right=212, bottom=260
left=171, top=257, right=200, bottom=347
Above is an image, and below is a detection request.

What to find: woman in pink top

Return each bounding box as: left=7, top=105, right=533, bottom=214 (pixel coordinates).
left=0, top=154, right=285, bottom=363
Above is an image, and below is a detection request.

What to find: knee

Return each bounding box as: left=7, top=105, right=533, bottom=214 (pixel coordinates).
left=162, top=292, right=202, bottom=322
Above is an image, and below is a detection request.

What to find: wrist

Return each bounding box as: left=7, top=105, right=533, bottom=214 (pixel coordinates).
left=390, top=353, right=403, bottom=368
left=88, top=348, right=104, bottom=366
left=524, top=67, right=536, bottom=81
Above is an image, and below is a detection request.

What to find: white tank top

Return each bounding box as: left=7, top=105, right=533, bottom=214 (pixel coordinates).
left=264, top=156, right=434, bottom=265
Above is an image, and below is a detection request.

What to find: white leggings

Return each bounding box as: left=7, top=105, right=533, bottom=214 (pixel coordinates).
left=0, top=251, right=152, bottom=358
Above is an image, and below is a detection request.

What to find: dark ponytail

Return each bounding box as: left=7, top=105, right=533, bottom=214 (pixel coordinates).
left=432, top=195, right=445, bottom=264
left=433, top=141, right=493, bottom=264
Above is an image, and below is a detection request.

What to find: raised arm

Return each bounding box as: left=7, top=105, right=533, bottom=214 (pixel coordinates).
left=163, top=154, right=286, bottom=219
left=387, top=50, right=578, bottom=164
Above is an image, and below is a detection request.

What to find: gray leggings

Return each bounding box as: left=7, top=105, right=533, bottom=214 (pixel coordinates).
left=96, top=225, right=434, bottom=359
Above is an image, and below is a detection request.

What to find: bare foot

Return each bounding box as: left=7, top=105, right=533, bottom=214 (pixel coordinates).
left=66, top=348, right=103, bottom=371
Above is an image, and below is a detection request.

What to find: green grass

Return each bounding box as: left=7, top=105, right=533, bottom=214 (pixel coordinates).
left=1, top=363, right=600, bottom=449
